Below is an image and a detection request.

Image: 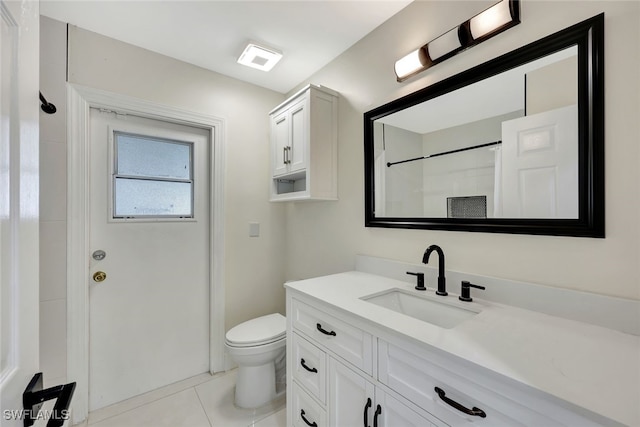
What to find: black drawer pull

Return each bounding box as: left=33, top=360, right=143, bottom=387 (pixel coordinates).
left=435, top=387, right=486, bottom=418
left=373, top=404, right=382, bottom=427
left=301, top=409, right=318, bottom=427
left=316, top=323, right=336, bottom=336
left=363, top=397, right=372, bottom=427
left=300, top=358, right=318, bottom=373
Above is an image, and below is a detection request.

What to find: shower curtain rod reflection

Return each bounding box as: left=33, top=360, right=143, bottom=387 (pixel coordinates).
left=386, top=140, right=501, bottom=167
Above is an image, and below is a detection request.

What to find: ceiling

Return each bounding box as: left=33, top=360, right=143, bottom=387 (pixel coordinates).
left=40, top=0, right=413, bottom=94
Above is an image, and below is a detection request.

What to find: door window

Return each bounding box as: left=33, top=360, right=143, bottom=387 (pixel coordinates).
left=112, top=132, right=194, bottom=219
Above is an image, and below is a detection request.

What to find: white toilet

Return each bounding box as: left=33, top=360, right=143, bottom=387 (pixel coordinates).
left=225, top=313, right=286, bottom=409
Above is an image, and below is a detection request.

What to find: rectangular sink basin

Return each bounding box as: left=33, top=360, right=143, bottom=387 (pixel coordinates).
left=361, top=289, right=479, bottom=329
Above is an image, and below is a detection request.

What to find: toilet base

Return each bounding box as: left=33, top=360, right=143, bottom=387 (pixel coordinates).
left=235, top=362, right=276, bottom=409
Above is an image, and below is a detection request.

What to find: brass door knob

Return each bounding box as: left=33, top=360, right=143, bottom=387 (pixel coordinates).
left=93, top=271, right=107, bottom=283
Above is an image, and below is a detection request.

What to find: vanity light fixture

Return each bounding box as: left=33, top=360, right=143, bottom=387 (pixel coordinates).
left=237, top=42, right=283, bottom=72
left=394, top=0, right=520, bottom=82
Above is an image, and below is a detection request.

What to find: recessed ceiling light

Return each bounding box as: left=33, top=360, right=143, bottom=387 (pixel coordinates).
left=237, top=43, right=283, bottom=72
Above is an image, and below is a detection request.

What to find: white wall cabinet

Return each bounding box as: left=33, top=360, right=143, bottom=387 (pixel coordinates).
left=269, top=85, right=338, bottom=201
left=286, top=290, right=616, bottom=427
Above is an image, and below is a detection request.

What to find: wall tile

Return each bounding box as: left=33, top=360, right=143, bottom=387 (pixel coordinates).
left=40, top=16, right=67, bottom=144
left=40, top=141, right=67, bottom=222
left=40, top=220, right=67, bottom=301
left=40, top=299, right=67, bottom=381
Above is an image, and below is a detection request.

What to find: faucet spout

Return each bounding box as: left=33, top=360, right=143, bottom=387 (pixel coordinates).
left=422, top=245, right=447, bottom=296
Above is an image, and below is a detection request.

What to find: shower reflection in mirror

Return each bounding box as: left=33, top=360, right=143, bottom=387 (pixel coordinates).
left=374, top=45, right=578, bottom=220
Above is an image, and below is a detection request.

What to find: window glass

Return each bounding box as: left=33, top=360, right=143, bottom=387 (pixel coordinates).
left=116, top=133, right=191, bottom=179
left=113, top=132, right=194, bottom=219
left=114, top=179, right=192, bottom=217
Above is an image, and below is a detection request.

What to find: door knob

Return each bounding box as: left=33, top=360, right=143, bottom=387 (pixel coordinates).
left=93, top=271, right=107, bottom=283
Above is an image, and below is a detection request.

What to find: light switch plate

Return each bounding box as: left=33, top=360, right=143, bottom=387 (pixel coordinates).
left=249, top=222, right=260, bottom=237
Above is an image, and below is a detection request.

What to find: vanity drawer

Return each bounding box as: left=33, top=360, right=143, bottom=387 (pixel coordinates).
left=378, top=340, right=605, bottom=427
left=292, top=381, right=327, bottom=427
left=292, top=298, right=373, bottom=374
left=292, top=332, right=327, bottom=404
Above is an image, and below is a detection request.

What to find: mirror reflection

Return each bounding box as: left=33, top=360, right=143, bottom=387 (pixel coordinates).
left=373, top=46, right=578, bottom=219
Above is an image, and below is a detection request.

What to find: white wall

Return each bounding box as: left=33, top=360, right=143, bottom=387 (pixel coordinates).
left=284, top=1, right=640, bottom=300
left=64, top=26, right=288, bottom=332
left=39, top=16, right=68, bottom=387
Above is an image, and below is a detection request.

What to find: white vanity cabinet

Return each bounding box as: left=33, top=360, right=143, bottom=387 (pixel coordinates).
left=286, top=285, right=624, bottom=427
left=269, top=84, right=338, bottom=202
left=287, top=296, right=442, bottom=427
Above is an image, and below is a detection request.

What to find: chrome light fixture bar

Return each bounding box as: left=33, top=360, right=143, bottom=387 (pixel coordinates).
left=395, top=0, right=520, bottom=82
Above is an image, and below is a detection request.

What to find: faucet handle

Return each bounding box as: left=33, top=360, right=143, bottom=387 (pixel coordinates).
left=406, top=271, right=426, bottom=291
left=459, top=281, right=485, bottom=302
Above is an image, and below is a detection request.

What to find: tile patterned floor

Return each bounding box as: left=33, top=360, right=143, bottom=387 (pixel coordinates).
left=72, top=370, right=285, bottom=427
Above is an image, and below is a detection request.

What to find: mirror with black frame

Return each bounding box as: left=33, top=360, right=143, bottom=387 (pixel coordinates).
left=364, top=14, right=604, bottom=237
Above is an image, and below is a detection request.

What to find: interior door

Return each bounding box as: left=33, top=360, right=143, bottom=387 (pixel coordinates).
left=0, top=1, right=40, bottom=425
left=499, top=105, right=578, bottom=218
left=88, top=110, right=210, bottom=410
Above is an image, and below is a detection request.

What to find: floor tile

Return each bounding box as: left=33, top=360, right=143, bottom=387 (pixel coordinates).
left=252, top=408, right=286, bottom=427
left=88, top=373, right=214, bottom=425
left=195, top=371, right=285, bottom=427
left=90, top=388, right=210, bottom=427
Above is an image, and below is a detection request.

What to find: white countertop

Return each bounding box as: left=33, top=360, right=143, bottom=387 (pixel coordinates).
left=285, top=271, right=640, bottom=426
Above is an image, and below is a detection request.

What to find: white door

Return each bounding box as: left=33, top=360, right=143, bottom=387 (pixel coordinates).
left=499, top=105, right=578, bottom=218
left=0, top=1, right=40, bottom=425
left=88, top=109, right=210, bottom=410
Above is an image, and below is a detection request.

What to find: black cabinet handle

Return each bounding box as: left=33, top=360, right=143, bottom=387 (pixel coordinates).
left=363, top=397, right=372, bottom=427
left=300, top=358, right=318, bottom=373
left=316, top=323, right=336, bottom=336
left=300, top=409, right=318, bottom=427
left=373, top=404, right=382, bottom=427
left=434, top=387, right=486, bottom=418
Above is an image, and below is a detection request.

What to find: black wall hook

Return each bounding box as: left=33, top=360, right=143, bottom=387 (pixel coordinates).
left=39, top=92, right=57, bottom=114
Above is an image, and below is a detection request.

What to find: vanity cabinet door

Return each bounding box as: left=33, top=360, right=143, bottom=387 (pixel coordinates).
left=328, top=358, right=375, bottom=427
left=328, top=357, right=443, bottom=427
left=375, top=391, right=441, bottom=427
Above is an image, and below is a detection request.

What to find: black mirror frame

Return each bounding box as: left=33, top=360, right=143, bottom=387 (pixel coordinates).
left=364, top=13, right=604, bottom=238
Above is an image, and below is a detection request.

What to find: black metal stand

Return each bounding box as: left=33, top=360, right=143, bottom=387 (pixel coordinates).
left=23, top=373, right=76, bottom=427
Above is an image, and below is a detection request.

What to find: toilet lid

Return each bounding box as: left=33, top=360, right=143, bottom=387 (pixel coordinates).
left=225, top=313, right=286, bottom=346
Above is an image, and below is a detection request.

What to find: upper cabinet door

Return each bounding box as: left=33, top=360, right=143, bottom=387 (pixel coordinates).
left=271, top=111, right=289, bottom=177
left=288, top=99, right=308, bottom=173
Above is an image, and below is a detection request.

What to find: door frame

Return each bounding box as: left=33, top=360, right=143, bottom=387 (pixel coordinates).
left=66, top=84, right=226, bottom=423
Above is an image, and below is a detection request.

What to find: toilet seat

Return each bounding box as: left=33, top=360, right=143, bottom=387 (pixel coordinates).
left=225, top=313, right=286, bottom=347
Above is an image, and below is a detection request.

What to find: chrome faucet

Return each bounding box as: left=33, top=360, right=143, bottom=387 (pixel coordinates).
left=422, top=245, right=447, bottom=296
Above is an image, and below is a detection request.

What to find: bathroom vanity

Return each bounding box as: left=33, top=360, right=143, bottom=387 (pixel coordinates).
left=285, top=260, right=639, bottom=426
